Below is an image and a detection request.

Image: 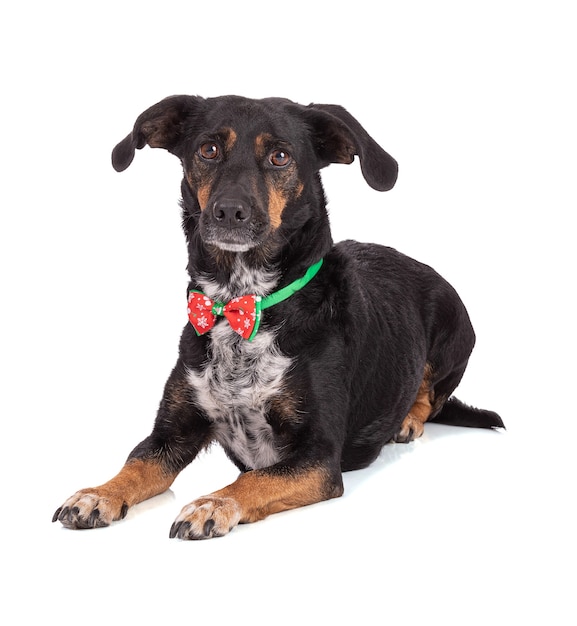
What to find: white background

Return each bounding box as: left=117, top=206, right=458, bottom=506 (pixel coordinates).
left=1, top=1, right=575, bottom=624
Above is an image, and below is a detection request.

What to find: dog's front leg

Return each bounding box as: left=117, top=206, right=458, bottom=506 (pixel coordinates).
left=53, top=363, right=212, bottom=529
left=52, top=457, right=179, bottom=529
left=170, top=463, right=344, bottom=540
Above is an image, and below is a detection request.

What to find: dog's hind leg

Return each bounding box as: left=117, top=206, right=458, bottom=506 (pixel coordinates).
left=393, top=363, right=433, bottom=444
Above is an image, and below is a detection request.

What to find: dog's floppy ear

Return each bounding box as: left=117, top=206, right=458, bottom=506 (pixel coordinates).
left=301, top=103, right=398, bottom=191
left=111, top=95, right=204, bottom=172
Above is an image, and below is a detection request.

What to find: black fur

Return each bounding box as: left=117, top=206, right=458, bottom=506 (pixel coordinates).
left=54, top=95, right=503, bottom=538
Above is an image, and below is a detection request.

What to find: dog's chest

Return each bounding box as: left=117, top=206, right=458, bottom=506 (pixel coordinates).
left=186, top=322, right=292, bottom=470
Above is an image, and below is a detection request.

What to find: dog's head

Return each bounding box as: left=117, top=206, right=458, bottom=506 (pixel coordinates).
left=112, top=95, right=397, bottom=256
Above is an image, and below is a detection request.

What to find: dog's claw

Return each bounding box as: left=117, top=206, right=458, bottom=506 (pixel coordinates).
left=170, top=521, right=190, bottom=539
left=169, top=521, right=179, bottom=539
left=88, top=508, right=101, bottom=528
left=52, top=507, right=63, bottom=523
left=203, top=519, right=215, bottom=537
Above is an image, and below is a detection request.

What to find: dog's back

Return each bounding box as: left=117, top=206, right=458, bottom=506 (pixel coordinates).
left=309, top=240, right=498, bottom=470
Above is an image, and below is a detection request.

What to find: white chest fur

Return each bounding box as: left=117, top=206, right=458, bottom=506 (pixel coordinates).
left=186, top=259, right=292, bottom=470
left=186, top=324, right=292, bottom=470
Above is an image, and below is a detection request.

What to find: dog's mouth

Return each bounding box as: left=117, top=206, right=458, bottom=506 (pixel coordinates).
left=199, top=199, right=273, bottom=252
left=200, top=222, right=266, bottom=252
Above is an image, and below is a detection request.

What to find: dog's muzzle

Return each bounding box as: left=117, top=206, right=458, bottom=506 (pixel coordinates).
left=200, top=191, right=267, bottom=252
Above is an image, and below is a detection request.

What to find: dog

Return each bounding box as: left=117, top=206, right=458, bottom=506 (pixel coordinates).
left=53, top=95, right=504, bottom=539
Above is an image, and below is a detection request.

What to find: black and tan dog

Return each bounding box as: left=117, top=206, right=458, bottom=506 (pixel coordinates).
left=53, top=95, right=503, bottom=539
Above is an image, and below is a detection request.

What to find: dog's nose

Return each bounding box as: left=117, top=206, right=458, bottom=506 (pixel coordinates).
left=212, top=198, right=252, bottom=227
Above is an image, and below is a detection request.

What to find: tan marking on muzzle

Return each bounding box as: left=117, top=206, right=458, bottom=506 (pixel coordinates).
left=196, top=182, right=212, bottom=211
left=267, top=182, right=287, bottom=229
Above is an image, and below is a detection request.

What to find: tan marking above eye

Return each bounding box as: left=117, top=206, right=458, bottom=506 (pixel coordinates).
left=255, top=132, right=273, bottom=158
left=223, top=128, right=237, bottom=152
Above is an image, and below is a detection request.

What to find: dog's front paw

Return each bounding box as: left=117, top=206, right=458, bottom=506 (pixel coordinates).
left=169, top=496, right=242, bottom=540
left=52, top=490, right=128, bottom=529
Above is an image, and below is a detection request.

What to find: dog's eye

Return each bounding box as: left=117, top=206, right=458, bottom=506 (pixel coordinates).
left=269, top=150, right=291, bottom=167
left=199, top=143, right=219, bottom=160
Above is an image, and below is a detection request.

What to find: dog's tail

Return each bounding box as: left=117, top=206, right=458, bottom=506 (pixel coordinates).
left=428, top=397, right=505, bottom=430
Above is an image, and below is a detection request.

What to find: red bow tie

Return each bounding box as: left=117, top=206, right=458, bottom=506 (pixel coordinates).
left=187, top=291, right=262, bottom=340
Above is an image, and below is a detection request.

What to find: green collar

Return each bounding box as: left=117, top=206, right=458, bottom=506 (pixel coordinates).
left=260, top=258, right=324, bottom=310
left=188, top=259, right=324, bottom=341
